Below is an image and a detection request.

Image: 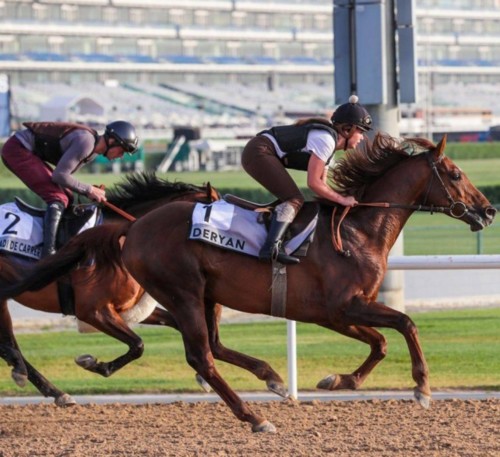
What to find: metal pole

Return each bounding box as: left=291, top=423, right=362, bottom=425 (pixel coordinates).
left=365, top=0, right=405, bottom=312
left=287, top=320, right=298, bottom=399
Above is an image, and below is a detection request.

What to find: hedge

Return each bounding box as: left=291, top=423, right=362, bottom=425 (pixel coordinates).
left=1, top=185, right=498, bottom=207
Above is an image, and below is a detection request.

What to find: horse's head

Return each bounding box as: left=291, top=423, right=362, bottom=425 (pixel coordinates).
left=425, top=135, right=496, bottom=231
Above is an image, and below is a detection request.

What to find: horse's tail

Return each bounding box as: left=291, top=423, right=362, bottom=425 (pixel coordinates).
left=0, top=222, right=132, bottom=299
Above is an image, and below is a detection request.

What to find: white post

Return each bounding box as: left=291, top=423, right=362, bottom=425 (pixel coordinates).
left=287, top=320, right=298, bottom=399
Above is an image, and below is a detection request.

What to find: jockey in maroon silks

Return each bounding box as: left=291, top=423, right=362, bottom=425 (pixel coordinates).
left=241, top=95, right=373, bottom=265
left=1, top=120, right=138, bottom=257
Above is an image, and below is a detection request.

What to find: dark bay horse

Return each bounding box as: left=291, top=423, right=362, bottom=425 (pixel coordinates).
left=8, top=134, right=496, bottom=431
left=0, top=173, right=221, bottom=404
left=0, top=173, right=286, bottom=406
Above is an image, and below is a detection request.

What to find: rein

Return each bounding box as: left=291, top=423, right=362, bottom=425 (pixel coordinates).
left=102, top=200, right=137, bottom=222
left=97, top=185, right=137, bottom=221
left=331, top=151, right=469, bottom=256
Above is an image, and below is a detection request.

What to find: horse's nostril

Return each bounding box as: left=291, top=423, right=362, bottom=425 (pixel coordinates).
left=485, top=206, right=497, bottom=220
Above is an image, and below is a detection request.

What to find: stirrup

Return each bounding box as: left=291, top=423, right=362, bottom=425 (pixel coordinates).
left=259, top=245, right=299, bottom=265
left=275, top=251, right=300, bottom=265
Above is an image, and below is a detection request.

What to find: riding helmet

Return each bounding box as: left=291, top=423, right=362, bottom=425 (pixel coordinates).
left=331, top=95, right=373, bottom=132
left=104, top=121, right=139, bottom=153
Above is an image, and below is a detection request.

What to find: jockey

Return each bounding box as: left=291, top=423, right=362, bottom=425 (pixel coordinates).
left=241, top=95, right=373, bottom=265
left=1, top=120, right=138, bottom=257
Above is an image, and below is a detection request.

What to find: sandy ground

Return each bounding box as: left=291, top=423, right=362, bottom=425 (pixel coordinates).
left=0, top=398, right=498, bottom=456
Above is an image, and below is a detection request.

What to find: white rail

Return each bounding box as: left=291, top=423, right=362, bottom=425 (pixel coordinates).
left=388, top=255, right=500, bottom=270
left=286, top=254, right=500, bottom=399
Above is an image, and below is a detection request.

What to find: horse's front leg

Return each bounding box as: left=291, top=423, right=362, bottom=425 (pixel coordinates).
left=74, top=306, right=144, bottom=377
left=317, top=324, right=387, bottom=391
left=342, top=295, right=431, bottom=408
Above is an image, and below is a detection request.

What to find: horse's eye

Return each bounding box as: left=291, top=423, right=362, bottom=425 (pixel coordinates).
left=451, top=171, right=461, bottom=181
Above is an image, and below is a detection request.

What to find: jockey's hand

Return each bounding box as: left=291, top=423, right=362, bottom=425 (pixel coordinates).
left=341, top=196, right=358, bottom=207
left=87, top=185, right=107, bottom=203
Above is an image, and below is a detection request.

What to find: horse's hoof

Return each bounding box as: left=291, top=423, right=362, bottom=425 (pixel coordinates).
left=252, top=420, right=276, bottom=433
left=55, top=394, right=77, bottom=408
left=266, top=380, right=288, bottom=398
left=11, top=370, right=27, bottom=388
left=414, top=387, right=431, bottom=409
left=75, top=354, right=96, bottom=369
left=195, top=373, right=211, bottom=392
left=317, top=374, right=336, bottom=390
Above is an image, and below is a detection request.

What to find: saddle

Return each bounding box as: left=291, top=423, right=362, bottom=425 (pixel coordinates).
left=14, top=197, right=102, bottom=250
left=223, top=193, right=319, bottom=252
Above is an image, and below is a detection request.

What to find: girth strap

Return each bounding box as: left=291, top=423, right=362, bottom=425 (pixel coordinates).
left=270, top=260, right=287, bottom=317
left=57, top=280, right=75, bottom=316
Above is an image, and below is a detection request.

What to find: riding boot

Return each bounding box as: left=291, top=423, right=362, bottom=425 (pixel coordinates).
left=259, top=214, right=300, bottom=265
left=41, top=201, right=65, bottom=257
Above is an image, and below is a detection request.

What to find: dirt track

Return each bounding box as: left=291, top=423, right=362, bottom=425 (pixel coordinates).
left=0, top=398, right=498, bottom=456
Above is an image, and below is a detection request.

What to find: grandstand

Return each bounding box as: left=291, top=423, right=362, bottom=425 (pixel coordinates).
left=1, top=0, right=500, bottom=168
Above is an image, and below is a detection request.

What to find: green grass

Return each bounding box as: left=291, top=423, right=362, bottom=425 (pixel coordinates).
left=0, top=308, right=498, bottom=396
left=404, top=213, right=499, bottom=255
left=454, top=159, right=500, bottom=187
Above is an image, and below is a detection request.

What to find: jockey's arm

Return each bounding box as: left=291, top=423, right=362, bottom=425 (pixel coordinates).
left=307, top=154, right=357, bottom=207
left=52, top=133, right=95, bottom=196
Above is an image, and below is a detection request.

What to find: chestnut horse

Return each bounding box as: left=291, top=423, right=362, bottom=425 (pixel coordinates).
left=0, top=173, right=286, bottom=406
left=7, top=134, right=497, bottom=432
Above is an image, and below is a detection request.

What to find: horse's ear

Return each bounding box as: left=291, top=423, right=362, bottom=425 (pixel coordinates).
left=435, top=134, right=447, bottom=158
left=206, top=182, right=219, bottom=202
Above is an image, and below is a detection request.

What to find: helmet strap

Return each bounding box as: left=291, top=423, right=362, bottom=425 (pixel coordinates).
left=103, top=134, right=113, bottom=158
left=341, top=125, right=357, bottom=151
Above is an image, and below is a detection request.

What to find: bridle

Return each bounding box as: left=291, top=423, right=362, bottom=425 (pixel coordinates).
left=376, top=151, right=469, bottom=218
left=331, top=150, right=470, bottom=255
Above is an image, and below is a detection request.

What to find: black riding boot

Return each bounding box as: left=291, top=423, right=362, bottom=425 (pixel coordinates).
left=259, top=215, right=300, bottom=265
left=41, top=201, right=65, bottom=257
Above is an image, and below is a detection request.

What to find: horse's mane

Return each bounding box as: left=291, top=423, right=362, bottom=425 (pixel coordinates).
left=106, top=171, right=208, bottom=210
left=331, top=132, right=436, bottom=200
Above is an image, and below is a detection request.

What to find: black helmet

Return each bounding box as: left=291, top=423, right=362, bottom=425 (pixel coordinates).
left=331, top=95, right=373, bottom=132
left=104, top=121, right=138, bottom=153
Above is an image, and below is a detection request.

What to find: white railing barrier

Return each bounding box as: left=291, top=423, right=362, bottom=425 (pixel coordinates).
left=387, top=255, right=500, bottom=270
left=286, top=254, right=500, bottom=399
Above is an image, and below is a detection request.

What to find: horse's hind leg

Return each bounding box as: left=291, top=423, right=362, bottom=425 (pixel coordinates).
left=140, top=303, right=287, bottom=397
left=23, top=359, right=76, bottom=406
left=0, top=300, right=28, bottom=386
left=0, top=301, right=75, bottom=406
left=165, top=293, right=276, bottom=433
left=204, top=301, right=287, bottom=397
left=342, top=296, right=431, bottom=408
left=140, top=306, right=179, bottom=330
left=74, top=307, right=144, bottom=377
left=317, top=324, right=387, bottom=390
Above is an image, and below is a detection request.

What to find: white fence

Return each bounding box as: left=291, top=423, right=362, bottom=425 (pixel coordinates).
left=286, top=254, right=500, bottom=398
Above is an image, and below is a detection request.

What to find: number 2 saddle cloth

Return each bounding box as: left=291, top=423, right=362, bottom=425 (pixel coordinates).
left=0, top=198, right=102, bottom=261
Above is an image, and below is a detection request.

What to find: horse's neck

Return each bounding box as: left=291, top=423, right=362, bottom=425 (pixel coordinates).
left=347, top=156, right=430, bottom=254
left=104, top=192, right=209, bottom=221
